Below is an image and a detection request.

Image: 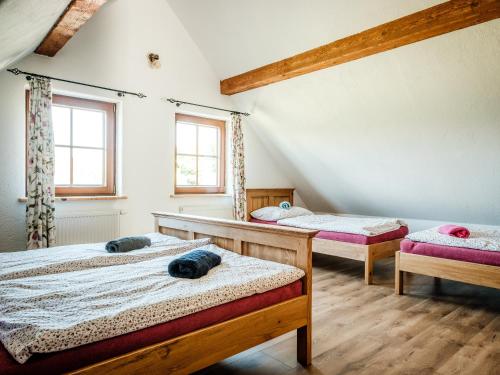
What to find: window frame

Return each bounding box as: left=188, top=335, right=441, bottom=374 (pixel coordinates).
left=25, top=92, right=116, bottom=196
left=174, top=113, right=226, bottom=194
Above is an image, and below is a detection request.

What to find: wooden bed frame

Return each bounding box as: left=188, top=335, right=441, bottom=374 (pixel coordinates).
left=246, top=188, right=403, bottom=285
left=69, top=212, right=316, bottom=375
left=395, top=251, right=500, bottom=294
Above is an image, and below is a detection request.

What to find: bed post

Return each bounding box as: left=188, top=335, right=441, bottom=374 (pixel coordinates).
left=364, top=248, right=374, bottom=285
left=395, top=251, right=404, bottom=295
left=153, top=216, right=160, bottom=232
left=296, top=236, right=313, bottom=366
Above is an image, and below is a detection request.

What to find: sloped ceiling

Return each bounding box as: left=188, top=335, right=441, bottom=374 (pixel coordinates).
left=167, top=0, right=444, bottom=78
left=168, top=0, right=500, bottom=225
left=0, top=0, right=71, bottom=71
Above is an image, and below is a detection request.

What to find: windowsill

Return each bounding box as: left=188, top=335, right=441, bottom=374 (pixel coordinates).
left=18, top=195, right=128, bottom=202
left=170, top=193, right=232, bottom=198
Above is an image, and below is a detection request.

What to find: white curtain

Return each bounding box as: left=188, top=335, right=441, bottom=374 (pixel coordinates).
left=26, top=77, right=56, bottom=249
left=231, top=113, right=246, bottom=221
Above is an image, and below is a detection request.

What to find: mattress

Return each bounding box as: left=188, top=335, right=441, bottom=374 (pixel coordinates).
left=250, top=218, right=408, bottom=245
left=0, top=233, right=210, bottom=281
left=405, top=225, right=500, bottom=252
left=0, top=245, right=304, bottom=364
left=0, top=280, right=302, bottom=375
left=401, top=239, right=500, bottom=267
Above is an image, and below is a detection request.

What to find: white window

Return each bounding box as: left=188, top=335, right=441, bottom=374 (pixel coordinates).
left=175, top=113, right=226, bottom=194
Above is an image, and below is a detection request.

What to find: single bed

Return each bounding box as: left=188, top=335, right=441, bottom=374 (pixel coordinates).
left=0, top=212, right=317, bottom=375
left=246, top=188, right=407, bottom=284
left=395, top=228, right=500, bottom=294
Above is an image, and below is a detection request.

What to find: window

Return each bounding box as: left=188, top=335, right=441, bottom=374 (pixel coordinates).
left=175, top=113, right=226, bottom=194
left=26, top=93, right=116, bottom=196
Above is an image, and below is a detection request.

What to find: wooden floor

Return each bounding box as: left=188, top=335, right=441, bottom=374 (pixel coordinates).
left=197, top=253, right=500, bottom=375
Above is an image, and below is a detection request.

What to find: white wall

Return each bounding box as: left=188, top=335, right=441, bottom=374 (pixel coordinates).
left=233, top=22, right=500, bottom=226
left=0, top=0, right=292, bottom=251
left=167, top=0, right=500, bottom=227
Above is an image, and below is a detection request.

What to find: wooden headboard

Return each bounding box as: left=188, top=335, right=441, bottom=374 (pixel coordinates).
left=246, top=188, right=295, bottom=221
left=153, top=211, right=313, bottom=273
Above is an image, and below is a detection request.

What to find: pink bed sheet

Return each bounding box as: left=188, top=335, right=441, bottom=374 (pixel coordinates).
left=249, top=218, right=408, bottom=245
left=401, top=239, right=500, bottom=267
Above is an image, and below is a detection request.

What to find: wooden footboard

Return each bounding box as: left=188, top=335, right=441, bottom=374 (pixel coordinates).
left=395, top=251, right=500, bottom=294
left=314, top=238, right=402, bottom=285
left=245, top=188, right=403, bottom=285
left=70, top=212, right=317, bottom=375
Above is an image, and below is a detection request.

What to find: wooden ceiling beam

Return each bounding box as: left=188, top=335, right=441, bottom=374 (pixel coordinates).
left=220, top=0, right=500, bottom=95
left=35, top=0, right=107, bottom=57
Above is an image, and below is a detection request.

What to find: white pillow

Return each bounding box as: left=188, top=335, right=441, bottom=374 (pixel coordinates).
left=250, top=206, right=313, bottom=221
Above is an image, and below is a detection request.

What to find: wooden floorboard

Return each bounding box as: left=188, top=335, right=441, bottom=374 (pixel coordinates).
left=196, top=253, right=500, bottom=375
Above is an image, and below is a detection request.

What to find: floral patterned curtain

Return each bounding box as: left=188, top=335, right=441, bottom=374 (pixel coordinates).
left=26, top=77, right=56, bottom=249
left=231, top=113, right=246, bottom=221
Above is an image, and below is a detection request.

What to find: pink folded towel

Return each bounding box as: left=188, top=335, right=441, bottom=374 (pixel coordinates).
left=438, top=224, right=470, bottom=239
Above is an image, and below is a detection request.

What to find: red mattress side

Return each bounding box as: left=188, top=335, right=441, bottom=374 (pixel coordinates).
left=400, top=239, right=500, bottom=267
left=249, top=218, right=408, bottom=245
left=0, top=280, right=302, bottom=375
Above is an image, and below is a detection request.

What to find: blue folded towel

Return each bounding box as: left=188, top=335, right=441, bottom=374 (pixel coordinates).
left=105, top=236, right=151, bottom=253
left=168, top=250, right=221, bottom=279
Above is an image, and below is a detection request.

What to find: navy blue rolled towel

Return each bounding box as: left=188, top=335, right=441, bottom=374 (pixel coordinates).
left=105, top=236, right=151, bottom=253
left=168, top=250, right=221, bottom=279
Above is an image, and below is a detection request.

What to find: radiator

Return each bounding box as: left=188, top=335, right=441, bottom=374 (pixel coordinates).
left=179, top=205, right=233, bottom=219
left=55, top=211, right=121, bottom=245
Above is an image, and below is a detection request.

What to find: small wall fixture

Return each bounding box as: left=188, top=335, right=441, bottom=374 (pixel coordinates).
left=148, top=53, right=161, bottom=69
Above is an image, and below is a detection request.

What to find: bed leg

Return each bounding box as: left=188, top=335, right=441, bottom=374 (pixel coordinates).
left=297, top=325, right=312, bottom=367
left=433, top=277, right=442, bottom=294
left=364, top=249, right=374, bottom=285
left=395, top=251, right=403, bottom=295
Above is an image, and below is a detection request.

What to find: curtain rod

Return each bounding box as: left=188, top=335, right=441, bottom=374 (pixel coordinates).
left=164, top=98, right=250, bottom=116
left=7, top=68, right=146, bottom=98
